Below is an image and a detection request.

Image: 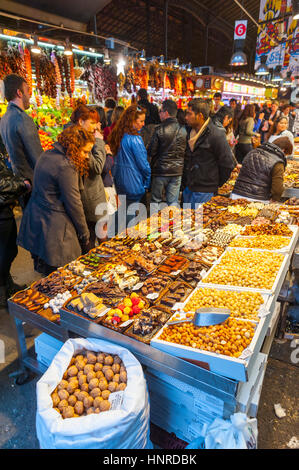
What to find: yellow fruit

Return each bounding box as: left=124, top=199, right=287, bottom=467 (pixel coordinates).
left=138, top=301, right=145, bottom=308
left=130, top=293, right=139, bottom=299
left=114, top=308, right=123, bottom=316
left=124, top=298, right=133, bottom=307
left=123, top=306, right=131, bottom=315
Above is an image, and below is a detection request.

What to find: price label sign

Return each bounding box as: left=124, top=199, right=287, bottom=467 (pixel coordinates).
left=234, top=20, right=248, bottom=40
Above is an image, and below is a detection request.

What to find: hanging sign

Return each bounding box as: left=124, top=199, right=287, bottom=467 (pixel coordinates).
left=234, top=20, right=248, bottom=40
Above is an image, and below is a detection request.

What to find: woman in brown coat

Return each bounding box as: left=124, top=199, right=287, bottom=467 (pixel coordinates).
left=17, top=126, right=94, bottom=275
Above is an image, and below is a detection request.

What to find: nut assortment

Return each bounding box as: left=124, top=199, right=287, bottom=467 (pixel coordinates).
left=51, top=350, right=127, bottom=419
left=229, top=235, right=291, bottom=250
left=158, top=318, right=255, bottom=358
left=183, top=288, right=264, bottom=321
left=203, top=249, right=284, bottom=289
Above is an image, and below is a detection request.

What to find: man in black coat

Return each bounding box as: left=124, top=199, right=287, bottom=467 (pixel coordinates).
left=148, top=100, right=187, bottom=207
left=0, top=155, right=30, bottom=308
left=0, top=74, right=43, bottom=207
left=137, top=88, right=161, bottom=126
left=183, top=99, right=235, bottom=208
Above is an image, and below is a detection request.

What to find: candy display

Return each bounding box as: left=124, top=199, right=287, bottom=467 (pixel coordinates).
left=203, top=249, right=284, bottom=290
left=158, top=280, right=193, bottom=309
left=183, top=288, right=265, bottom=321
left=242, top=223, right=293, bottom=237
left=102, top=293, right=146, bottom=330
left=84, top=280, right=125, bottom=304
left=12, top=288, right=49, bottom=313
left=156, top=254, right=189, bottom=275
left=229, top=235, right=291, bottom=250
left=158, top=318, right=255, bottom=358
left=32, top=269, right=81, bottom=297
left=139, top=275, right=171, bottom=298
left=125, top=307, right=172, bottom=343
left=67, top=293, right=108, bottom=319
left=51, top=350, right=127, bottom=418
left=178, top=262, right=207, bottom=287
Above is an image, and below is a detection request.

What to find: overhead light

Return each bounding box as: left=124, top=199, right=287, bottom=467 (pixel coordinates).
left=103, top=48, right=111, bottom=65
left=117, top=54, right=126, bottom=75
left=230, top=50, right=247, bottom=67
left=159, top=55, right=165, bottom=65
left=187, top=62, right=192, bottom=72
left=292, top=0, right=299, bottom=20
left=174, top=58, right=179, bottom=68
left=283, top=71, right=293, bottom=86
left=272, top=66, right=283, bottom=82
left=31, top=35, right=41, bottom=54
left=140, top=49, right=146, bottom=61
left=256, top=55, right=269, bottom=75
left=64, top=38, right=73, bottom=56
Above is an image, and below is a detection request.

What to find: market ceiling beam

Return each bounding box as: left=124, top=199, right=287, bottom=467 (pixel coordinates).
left=0, top=0, right=87, bottom=32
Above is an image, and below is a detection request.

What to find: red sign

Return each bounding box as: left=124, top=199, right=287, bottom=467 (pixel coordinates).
left=234, top=20, right=248, bottom=40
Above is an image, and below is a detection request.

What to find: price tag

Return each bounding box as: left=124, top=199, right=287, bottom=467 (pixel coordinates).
left=171, top=302, right=185, bottom=311
left=146, top=292, right=159, bottom=300
left=109, top=391, right=124, bottom=410
left=200, top=269, right=208, bottom=277
left=258, top=306, right=271, bottom=318
left=132, top=282, right=144, bottom=291
left=170, top=269, right=182, bottom=276
left=120, top=319, right=134, bottom=328
left=83, top=270, right=92, bottom=276
left=239, top=348, right=253, bottom=361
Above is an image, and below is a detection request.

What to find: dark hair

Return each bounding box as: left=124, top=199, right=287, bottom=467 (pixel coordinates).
left=281, top=103, right=290, bottom=111
left=215, top=105, right=233, bottom=124
left=70, top=104, right=99, bottom=124
left=229, top=98, right=237, bottom=104
left=239, top=104, right=255, bottom=121
left=108, top=105, right=146, bottom=154
left=95, top=106, right=107, bottom=130
left=272, top=136, right=293, bottom=155
left=268, top=115, right=288, bottom=137
left=176, top=108, right=186, bottom=126
left=253, top=103, right=260, bottom=115
left=214, top=92, right=222, bottom=99
left=105, top=97, right=116, bottom=109
left=162, top=99, right=177, bottom=117
left=4, top=74, right=27, bottom=101
left=111, top=105, right=124, bottom=124
left=188, top=99, right=210, bottom=121
left=137, top=88, right=148, bottom=100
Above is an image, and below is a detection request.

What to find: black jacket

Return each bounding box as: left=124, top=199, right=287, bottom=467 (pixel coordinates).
left=148, top=117, right=187, bottom=177
left=138, top=99, right=161, bottom=125
left=0, top=157, right=28, bottom=220
left=184, top=120, right=235, bottom=193
left=0, top=102, right=43, bottom=180
left=233, top=142, right=287, bottom=201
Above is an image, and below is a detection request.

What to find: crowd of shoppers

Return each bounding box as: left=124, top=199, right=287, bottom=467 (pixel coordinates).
left=0, top=72, right=297, bottom=308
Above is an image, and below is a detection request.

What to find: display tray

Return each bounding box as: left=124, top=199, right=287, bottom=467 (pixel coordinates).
left=100, top=296, right=150, bottom=333
left=156, top=280, right=194, bottom=310
left=176, top=285, right=271, bottom=323
left=77, top=252, right=110, bottom=271
left=62, top=295, right=110, bottom=324
left=150, top=311, right=271, bottom=382
left=156, top=254, right=190, bottom=277
left=227, top=225, right=298, bottom=253
left=124, top=306, right=173, bottom=344
left=132, top=274, right=173, bottom=302
left=31, top=269, right=82, bottom=297
left=198, top=248, right=290, bottom=295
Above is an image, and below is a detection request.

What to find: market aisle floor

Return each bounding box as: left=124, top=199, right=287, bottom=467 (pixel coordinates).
left=0, top=237, right=298, bottom=449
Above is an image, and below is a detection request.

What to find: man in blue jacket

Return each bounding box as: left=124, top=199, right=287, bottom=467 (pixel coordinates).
left=0, top=74, right=43, bottom=206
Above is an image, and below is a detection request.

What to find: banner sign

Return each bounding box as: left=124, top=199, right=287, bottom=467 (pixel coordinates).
left=234, top=20, right=248, bottom=40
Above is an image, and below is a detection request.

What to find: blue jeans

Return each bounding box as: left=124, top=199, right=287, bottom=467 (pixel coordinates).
left=151, top=176, right=182, bottom=206
left=182, top=187, right=214, bottom=209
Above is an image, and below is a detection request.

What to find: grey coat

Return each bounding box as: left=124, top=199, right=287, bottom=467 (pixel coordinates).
left=17, top=143, right=89, bottom=267
left=81, top=137, right=107, bottom=222
left=0, top=102, right=43, bottom=180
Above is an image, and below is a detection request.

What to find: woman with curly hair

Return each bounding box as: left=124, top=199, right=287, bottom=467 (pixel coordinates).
left=108, top=105, right=151, bottom=230
left=67, top=104, right=107, bottom=246
left=17, top=126, right=94, bottom=275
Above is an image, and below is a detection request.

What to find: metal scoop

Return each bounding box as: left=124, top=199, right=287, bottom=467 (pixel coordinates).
left=167, top=307, right=231, bottom=327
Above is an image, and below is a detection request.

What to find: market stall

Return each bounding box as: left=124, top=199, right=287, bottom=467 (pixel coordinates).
left=7, top=197, right=299, bottom=445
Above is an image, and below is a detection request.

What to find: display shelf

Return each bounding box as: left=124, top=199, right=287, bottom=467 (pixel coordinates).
left=236, top=352, right=267, bottom=414
left=59, top=306, right=239, bottom=406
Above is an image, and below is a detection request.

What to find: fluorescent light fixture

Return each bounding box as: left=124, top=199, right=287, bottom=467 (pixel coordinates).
left=292, top=0, right=299, bottom=19
left=256, top=55, right=269, bottom=75
left=31, top=35, right=41, bottom=54
left=103, top=48, right=111, bottom=64
left=230, top=50, right=247, bottom=66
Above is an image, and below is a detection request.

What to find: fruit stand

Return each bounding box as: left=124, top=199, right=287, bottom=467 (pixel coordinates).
left=7, top=197, right=299, bottom=444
